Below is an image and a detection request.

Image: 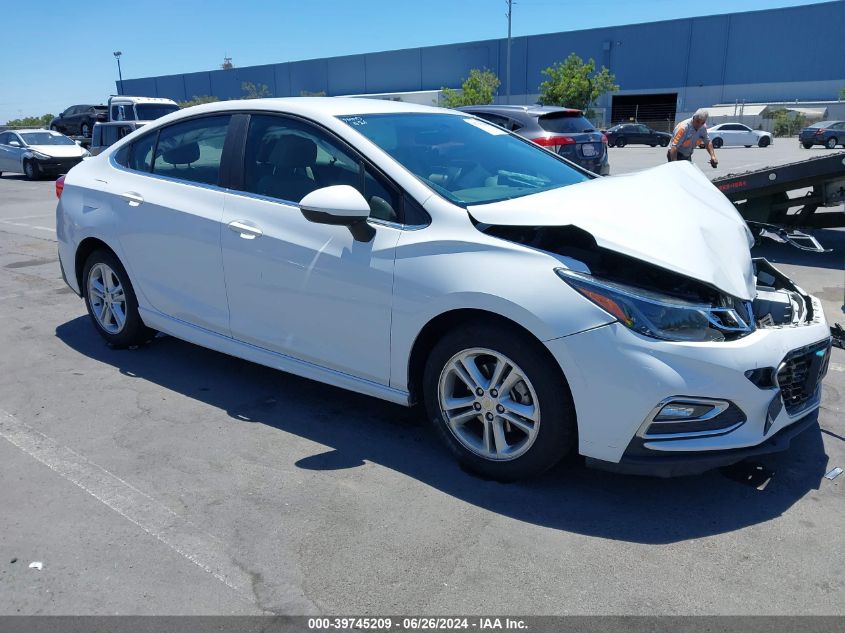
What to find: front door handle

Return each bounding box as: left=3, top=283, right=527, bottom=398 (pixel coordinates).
left=228, top=220, right=263, bottom=240
left=121, top=192, right=144, bottom=207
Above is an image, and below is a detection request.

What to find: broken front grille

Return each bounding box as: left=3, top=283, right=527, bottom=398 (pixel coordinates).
left=777, top=340, right=831, bottom=415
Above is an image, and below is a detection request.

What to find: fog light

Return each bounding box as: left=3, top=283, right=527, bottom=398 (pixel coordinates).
left=655, top=402, right=715, bottom=421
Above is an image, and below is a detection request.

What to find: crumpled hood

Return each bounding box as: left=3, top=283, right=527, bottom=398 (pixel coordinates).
left=468, top=161, right=756, bottom=300
left=28, top=144, right=86, bottom=158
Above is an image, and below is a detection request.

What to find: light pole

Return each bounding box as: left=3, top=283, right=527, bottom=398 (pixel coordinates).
left=505, top=0, right=512, bottom=105
left=113, top=51, right=123, bottom=95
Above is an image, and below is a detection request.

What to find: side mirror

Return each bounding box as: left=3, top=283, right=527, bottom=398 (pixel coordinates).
left=299, top=185, right=374, bottom=241
left=8, top=140, right=20, bottom=147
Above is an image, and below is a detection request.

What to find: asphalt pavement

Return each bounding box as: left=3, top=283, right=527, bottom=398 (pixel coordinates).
left=0, top=140, right=843, bottom=615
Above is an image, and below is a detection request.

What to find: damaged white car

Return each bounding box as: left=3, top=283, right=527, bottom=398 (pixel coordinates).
left=56, top=99, right=832, bottom=480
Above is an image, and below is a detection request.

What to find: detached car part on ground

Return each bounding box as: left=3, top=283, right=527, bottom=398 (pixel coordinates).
left=0, top=129, right=89, bottom=179
left=55, top=98, right=831, bottom=481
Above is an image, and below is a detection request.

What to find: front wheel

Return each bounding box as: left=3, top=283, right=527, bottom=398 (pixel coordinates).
left=659, top=139, right=669, bottom=147
left=423, top=323, right=576, bottom=481
left=802, top=142, right=813, bottom=149
left=23, top=160, right=39, bottom=181
left=758, top=136, right=771, bottom=148
left=615, top=137, right=626, bottom=148
left=826, top=137, right=838, bottom=149
left=83, top=249, right=155, bottom=347
left=712, top=137, right=724, bottom=149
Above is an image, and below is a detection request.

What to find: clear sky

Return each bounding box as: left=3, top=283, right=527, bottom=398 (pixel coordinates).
left=0, top=0, right=832, bottom=124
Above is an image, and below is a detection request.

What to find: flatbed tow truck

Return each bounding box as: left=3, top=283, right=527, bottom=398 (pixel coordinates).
left=711, top=152, right=845, bottom=349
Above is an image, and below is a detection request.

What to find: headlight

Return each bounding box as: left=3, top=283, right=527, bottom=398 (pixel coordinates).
left=30, top=151, right=51, bottom=160
left=555, top=268, right=753, bottom=342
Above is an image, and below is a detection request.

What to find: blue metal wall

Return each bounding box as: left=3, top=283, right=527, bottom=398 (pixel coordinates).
left=120, top=1, right=845, bottom=103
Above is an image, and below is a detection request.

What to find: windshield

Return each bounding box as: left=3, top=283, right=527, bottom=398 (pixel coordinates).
left=339, top=113, right=589, bottom=205
left=20, top=132, right=76, bottom=146
left=135, top=104, right=180, bottom=120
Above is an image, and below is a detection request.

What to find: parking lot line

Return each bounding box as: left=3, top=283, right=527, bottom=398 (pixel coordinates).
left=0, top=408, right=314, bottom=613
left=0, top=220, right=55, bottom=232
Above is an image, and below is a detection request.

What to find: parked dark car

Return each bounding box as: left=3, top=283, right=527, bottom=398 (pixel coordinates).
left=605, top=123, right=671, bottom=148
left=799, top=121, right=845, bottom=149
left=49, top=105, right=108, bottom=138
left=457, top=105, right=609, bottom=175
left=89, top=121, right=147, bottom=156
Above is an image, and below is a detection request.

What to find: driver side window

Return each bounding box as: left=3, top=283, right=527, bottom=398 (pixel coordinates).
left=242, top=114, right=401, bottom=222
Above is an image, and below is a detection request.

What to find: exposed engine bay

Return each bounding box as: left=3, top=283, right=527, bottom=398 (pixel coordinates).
left=479, top=223, right=815, bottom=335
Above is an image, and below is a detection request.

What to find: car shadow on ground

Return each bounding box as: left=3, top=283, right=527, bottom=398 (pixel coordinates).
left=56, top=316, right=831, bottom=545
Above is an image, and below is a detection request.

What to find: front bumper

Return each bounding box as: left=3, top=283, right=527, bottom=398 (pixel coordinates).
left=33, top=156, right=83, bottom=175
left=545, top=295, right=830, bottom=470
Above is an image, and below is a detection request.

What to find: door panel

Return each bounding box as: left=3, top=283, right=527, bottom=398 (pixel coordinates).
left=220, top=113, right=401, bottom=384
left=222, top=193, right=399, bottom=383
left=102, top=116, right=232, bottom=334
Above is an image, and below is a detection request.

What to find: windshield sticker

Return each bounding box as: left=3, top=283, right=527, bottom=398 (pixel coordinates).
left=341, top=116, right=367, bottom=127
left=463, top=118, right=507, bottom=135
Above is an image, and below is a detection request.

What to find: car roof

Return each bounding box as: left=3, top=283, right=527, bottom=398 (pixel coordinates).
left=810, top=120, right=843, bottom=126
left=458, top=104, right=583, bottom=116
left=179, top=97, right=461, bottom=118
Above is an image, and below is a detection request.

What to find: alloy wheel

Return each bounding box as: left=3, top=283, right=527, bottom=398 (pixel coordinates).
left=87, top=263, right=128, bottom=334
left=437, top=347, right=540, bottom=461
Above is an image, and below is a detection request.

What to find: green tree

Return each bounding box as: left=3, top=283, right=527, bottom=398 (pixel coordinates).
left=441, top=68, right=501, bottom=107
left=177, top=95, right=220, bottom=108
left=839, top=85, right=845, bottom=100
left=771, top=110, right=807, bottom=137
left=299, top=90, right=327, bottom=97
left=5, top=113, right=54, bottom=127
left=241, top=82, right=272, bottom=99
left=537, top=53, right=619, bottom=110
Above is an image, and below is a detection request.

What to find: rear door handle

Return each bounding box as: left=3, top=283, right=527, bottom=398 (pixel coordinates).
left=121, top=192, right=144, bottom=207
left=228, top=220, right=263, bottom=239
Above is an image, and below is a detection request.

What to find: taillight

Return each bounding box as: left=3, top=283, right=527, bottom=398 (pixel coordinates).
left=601, top=133, right=608, bottom=145
left=55, top=175, right=65, bottom=198
left=532, top=135, right=576, bottom=148
left=816, top=129, right=826, bottom=135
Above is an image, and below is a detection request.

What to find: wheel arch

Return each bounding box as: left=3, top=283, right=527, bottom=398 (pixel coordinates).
left=74, top=237, right=122, bottom=295
left=406, top=308, right=574, bottom=411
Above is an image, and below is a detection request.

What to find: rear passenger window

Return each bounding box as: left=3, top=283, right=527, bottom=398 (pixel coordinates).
left=152, top=115, right=230, bottom=186
left=126, top=132, right=157, bottom=172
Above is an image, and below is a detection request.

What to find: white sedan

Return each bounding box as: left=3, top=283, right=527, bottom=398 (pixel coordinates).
left=707, top=122, right=774, bottom=148
left=55, top=98, right=830, bottom=480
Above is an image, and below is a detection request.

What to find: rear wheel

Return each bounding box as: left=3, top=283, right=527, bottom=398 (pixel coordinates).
left=50, top=125, right=59, bottom=132
left=802, top=142, right=813, bottom=149
left=758, top=136, right=771, bottom=148
left=83, top=249, right=155, bottom=348
left=826, top=137, right=838, bottom=149
left=423, top=323, right=576, bottom=481
left=615, top=137, right=626, bottom=148
left=81, top=122, right=92, bottom=137
left=649, top=143, right=657, bottom=147
left=712, top=137, right=724, bottom=149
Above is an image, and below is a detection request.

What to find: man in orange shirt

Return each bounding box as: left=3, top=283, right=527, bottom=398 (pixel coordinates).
left=667, top=109, right=718, bottom=168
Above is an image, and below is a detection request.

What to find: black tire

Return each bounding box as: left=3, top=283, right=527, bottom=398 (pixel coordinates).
left=660, top=139, right=669, bottom=147
left=712, top=137, right=723, bottom=149
left=649, top=143, right=657, bottom=147
left=802, top=142, right=813, bottom=149
left=758, top=136, right=771, bottom=148
left=50, top=124, right=59, bottom=132
left=422, top=322, right=576, bottom=482
left=826, top=137, right=838, bottom=149
left=607, top=140, right=615, bottom=148
left=82, top=249, right=156, bottom=348
left=23, top=160, right=39, bottom=181
left=744, top=145, right=752, bottom=148
left=81, top=122, right=92, bottom=137
left=615, top=137, right=626, bottom=148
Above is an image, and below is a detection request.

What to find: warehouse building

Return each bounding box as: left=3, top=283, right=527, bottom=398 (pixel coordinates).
left=120, top=1, right=845, bottom=128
